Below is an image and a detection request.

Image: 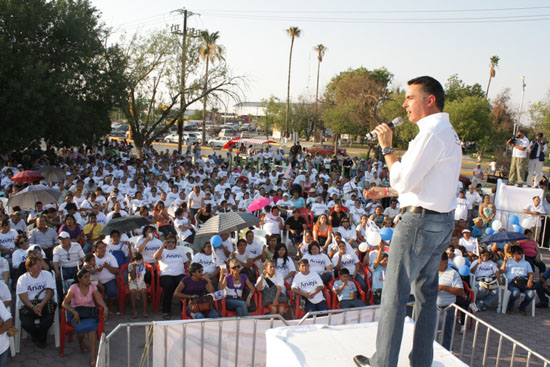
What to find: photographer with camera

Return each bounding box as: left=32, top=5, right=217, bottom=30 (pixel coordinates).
left=527, top=133, right=547, bottom=188
left=507, top=129, right=529, bottom=187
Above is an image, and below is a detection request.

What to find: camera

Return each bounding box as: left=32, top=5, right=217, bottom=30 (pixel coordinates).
left=508, top=135, right=517, bottom=145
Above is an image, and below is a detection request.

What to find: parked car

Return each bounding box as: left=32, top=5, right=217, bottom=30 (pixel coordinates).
left=208, top=136, right=233, bottom=148
left=163, top=132, right=198, bottom=145
left=305, top=144, right=347, bottom=157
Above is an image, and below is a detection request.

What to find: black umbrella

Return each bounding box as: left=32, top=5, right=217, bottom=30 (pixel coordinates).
left=38, top=166, right=67, bottom=183
left=101, top=215, right=151, bottom=235
left=480, top=231, right=528, bottom=244
left=192, top=212, right=260, bottom=251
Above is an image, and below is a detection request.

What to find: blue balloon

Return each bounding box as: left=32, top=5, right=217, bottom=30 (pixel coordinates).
left=379, top=227, right=394, bottom=241
left=458, top=265, right=470, bottom=277
left=210, top=235, right=223, bottom=248
left=509, top=215, right=520, bottom=225
left=464, top=257, right=470, bottom=266
left=485, top=228, right=495, bottom=235
left=512, top=224, right=523, bottom=233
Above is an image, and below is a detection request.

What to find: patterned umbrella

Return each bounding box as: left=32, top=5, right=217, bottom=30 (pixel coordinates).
left=10, top=170, right=44, bottom=183
left=7, top=184, right=61, bottom=208
left=192, top=212, right=260, bottom=251
left=38, top=166, right=66, bottom=183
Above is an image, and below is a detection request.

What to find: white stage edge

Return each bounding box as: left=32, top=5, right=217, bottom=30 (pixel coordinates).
left=265, top=317, right=468, bottom=367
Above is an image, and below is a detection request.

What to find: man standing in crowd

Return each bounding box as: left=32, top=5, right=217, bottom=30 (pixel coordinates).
left=355, top=76, right=462, bottom=367
left=527, top=133, right=547, bottom=188
left=507, top=129, right=529, bottom=187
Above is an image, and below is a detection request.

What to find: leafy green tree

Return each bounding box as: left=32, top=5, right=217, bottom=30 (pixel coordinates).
left=491, top=89, right=515, bottom=134
left=486, top=56, right=500, bottom=96
left=530, top=92, right=550, bottom=138
left=121, top=29, right=242, bottom=158
left=0, top=0, right=127, bottom=152
left=445, top=74, right=485, bottom=103
left=445, top=96, right=493, bottom=153
left=285, top=26, right=301, bottom=138
left=260, top=97, right=285, bottom=139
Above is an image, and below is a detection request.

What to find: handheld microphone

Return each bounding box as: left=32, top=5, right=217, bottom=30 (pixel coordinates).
left=365, top=117, right=404, bottom=140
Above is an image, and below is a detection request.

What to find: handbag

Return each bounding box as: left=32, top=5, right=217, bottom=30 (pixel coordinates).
left=74, top=306, right=98, bottom=319
left=19, top=288, right=57, bottom=316
left=189, top=295, right=214, bottom=313
left=479, top=278, right=499, bottom=291
left=510, top=276, right=532, bottom=291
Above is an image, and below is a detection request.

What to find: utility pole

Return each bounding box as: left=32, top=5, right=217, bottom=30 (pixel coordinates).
left=515, top=76, right=526, bottom=136
left=171, top=8, right=195, bottom=154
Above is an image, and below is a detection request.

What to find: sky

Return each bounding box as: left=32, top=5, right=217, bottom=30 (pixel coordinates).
left=92, top=0, right=550, bottom=121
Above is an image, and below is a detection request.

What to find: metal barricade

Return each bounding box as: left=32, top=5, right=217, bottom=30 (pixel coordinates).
left=437, top=304, right=550, bottom=367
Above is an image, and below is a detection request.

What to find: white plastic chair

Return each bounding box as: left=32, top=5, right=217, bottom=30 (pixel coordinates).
left=253, top=229, right=268, bottom=246
left=15, top=272, right=60, bottom=352
left=500, top=276, right=535, bottom=317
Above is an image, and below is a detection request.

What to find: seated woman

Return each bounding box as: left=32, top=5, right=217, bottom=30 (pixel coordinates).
left=263, top=235, right=279, bottom=260
left=302, top=242, right=333, bottom=285
left=93, top=241, right=119, bottom=311
left=154, top=234, right=190, bottom=319
left=232, top=239, right=255, bottom=281
left=369, top=205, right=385, bottom=228
left=313, top=214, right=332, bottom=252
left=330, top=241, right=366, bottom=291
left=58, top=214, right=83, bottom=244
left=519, top=229, right=546, bottom=275
left=255, top=259, right=287, bottom=315
left=296, top=229, right=314, bottom=258
left=14, top=245, right=50, bottom=284
left=152, top=201, right=176, bottom=237
left=191, top=241, right=219, bottom=290
left=470, top=249, right=500, bottom=311
left=273, top=244, right=296, bottom=284
left=291, top=258, right=328, bottom=312
left=174, top=263, right=220, bottom=319
left=62, top=268, right=108, bottom=366
left=16, top=255, right=56, bottom=348
left=196, top=204, right=213, bottom=227
left=218, top=258, right=255, bottom=317
left=501, top=245, right=535, bottom=315
left=478, top=195, right=495, bottom=226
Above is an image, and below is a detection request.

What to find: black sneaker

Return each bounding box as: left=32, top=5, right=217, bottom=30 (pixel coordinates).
left=353, top=355, right=372, bottom=366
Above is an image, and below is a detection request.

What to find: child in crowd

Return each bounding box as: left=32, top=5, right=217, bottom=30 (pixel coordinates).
left=128, top=253, right=148, bottom=318
left=332, top=268, right=365, bottom=309
left=82, top=253, right=104, bottom=294
left=372, top=244, right=388, bottom=304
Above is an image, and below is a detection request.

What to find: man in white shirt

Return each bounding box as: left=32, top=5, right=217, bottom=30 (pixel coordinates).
left=523, top=196, right=546, bottom=231
left=465, top=185, right=482, bottom=220
left=356, top=76, right=461, bottom=367
left=507, top=129, right=529, bottom=187
left=382, top=199, right=400, bottom=221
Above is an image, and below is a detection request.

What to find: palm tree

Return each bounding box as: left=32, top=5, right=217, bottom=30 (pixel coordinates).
left=199, top=30, right=224, bottom=145
left=285, top=26, right=301, bottom=139
left=486, top=55, right=500, bottom=97
left=313, top=44, right=327, bottom=142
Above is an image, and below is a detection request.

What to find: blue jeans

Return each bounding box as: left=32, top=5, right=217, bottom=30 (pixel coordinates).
left=437, top=306, right=455, bottom=350
left=187, top=306, right=221, bottom=319
left=507, top=285, right=535, bottom=312
left=0, top=348, right=7, bottom=367
left=305, top=299, right=328, bottom=312
left=371, top=211, right=454, bottom=367
left=354, top=273, right=367, bottom=293
left=475, top=284, right=498, bottom=308
left=340, top=299, right=366, bottom=309
left=102, top=279, right=118, bottom=299
left=225, top=297, right=248, bottom=316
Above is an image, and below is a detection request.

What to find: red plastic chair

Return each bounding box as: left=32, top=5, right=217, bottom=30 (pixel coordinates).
left=462, top=281, right=475, bottom=329
left=220, top=292, right=262, bottom=317
left=328, top=278, right=366, bottom=309
left=291, top=287, right=331, bottom=319
left=59, top=306, right=104, bottom=357
left=118, top=262, right=156, bottom=314
left=298, top=208, right=314, bottom=230
left=363, top=265, right=375, bottom=305
left=181, top=298, right=221, bottom=319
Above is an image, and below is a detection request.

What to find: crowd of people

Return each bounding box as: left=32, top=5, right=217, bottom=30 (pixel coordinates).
left=0, top=137, right=548, bottom=364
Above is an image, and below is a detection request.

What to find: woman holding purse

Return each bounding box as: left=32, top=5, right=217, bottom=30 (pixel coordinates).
left=62, top=268, right=108, bottom=366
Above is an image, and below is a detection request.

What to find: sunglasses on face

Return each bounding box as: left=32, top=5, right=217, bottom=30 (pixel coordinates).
left=231, top=265, right=241, bottom=270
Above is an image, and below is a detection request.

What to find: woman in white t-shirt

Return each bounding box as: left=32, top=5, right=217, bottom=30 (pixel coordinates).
left=0, top=302, right=13, bottom=362
left=255, top=259, right=287, bottom=315
left=93, top=241, right=119, bottom=305
left=12, top=233, right=31, bottom=273
left=272, top=244, right=296, bottom=284
left=154, top=235, right=190, bottom=319
left=191, top=242, right=219, bottom=288
left=302, top=242, right=333, bottom=285
left=296, top=229, right=314, bottom=257
left=187, top=186, right=205, bottom=217
left=135, top=225, right=163, bottom=265
left=16, top=256, right=56, bottom=348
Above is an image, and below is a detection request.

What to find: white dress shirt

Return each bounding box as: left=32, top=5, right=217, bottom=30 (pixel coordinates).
left=389, top=113, right=462, bottom=213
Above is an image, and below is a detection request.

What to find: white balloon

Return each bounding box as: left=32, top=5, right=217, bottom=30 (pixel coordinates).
left=454, top=256, right=466, bottom=268
left=491, top=220, right=502, bottom=231
left=521, top=218, right=531, bottom=229
left=358, top=242, right=369, bottom=253
left=454, top=249, right=463, bottom=258
left=366, top=231, right=382, bottom=247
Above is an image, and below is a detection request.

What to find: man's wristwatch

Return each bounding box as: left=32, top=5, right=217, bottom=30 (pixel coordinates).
left=382, top=147, right=394, bottom=156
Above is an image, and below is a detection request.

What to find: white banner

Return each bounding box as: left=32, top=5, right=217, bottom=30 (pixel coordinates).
left=152, top=307, right=380, bottom=367
left=494, top=179, right=544, bottom=230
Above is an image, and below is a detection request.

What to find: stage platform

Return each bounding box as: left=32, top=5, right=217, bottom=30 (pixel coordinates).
left=265, top=317, right=468, bottom=367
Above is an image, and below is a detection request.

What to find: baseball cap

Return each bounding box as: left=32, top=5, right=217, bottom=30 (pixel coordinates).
left=58, top=231, right=71, bottom=239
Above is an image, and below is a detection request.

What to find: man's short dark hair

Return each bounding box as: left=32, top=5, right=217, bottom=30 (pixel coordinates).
left=408, top=76, right=445, bottom=111
left=441, top=251, right=448, bottom=261
left=298, top=259, right=309, bottom=266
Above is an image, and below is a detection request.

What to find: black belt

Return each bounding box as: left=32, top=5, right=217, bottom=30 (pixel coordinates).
left=401, top=206, right=445, bottom=215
